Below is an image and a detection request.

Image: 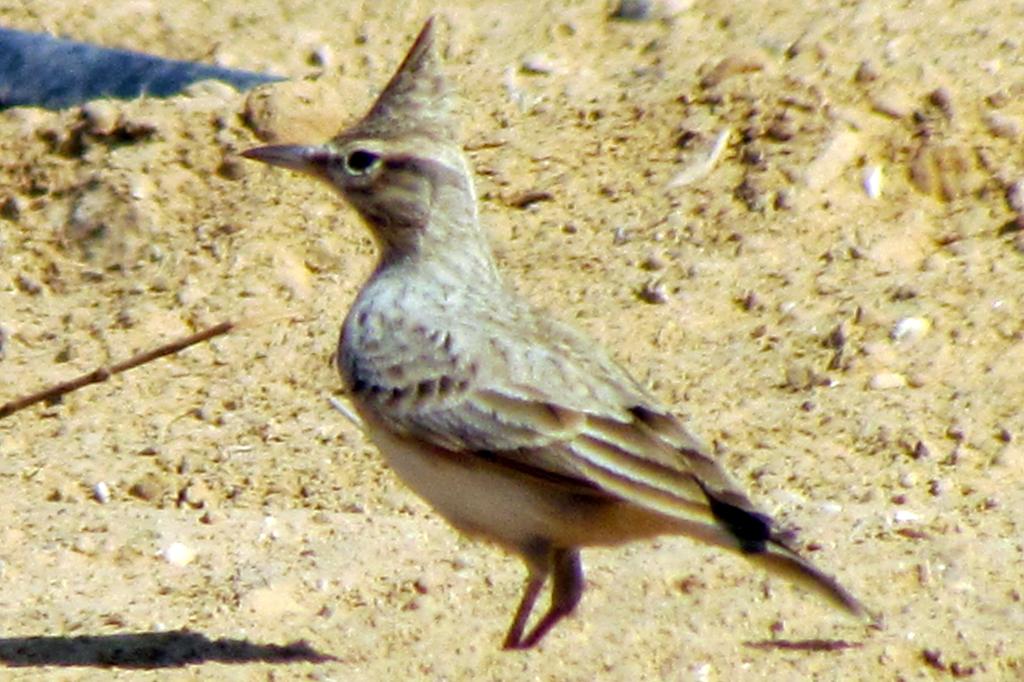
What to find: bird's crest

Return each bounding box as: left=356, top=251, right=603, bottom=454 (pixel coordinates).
left=340, top=17, right=455, bottom=143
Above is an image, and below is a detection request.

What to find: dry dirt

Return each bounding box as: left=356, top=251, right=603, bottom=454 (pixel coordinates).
left=1, top=1, right=1023, bottom=680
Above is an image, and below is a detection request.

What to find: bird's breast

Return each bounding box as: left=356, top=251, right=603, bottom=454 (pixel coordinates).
left=338, top=285, right=477, bottom=404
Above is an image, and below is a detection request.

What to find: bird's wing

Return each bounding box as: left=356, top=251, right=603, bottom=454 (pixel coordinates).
left=348, top=310, right=766, bottom=529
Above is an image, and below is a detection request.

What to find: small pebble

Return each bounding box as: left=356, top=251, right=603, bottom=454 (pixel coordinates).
left=218, top=156, right=246, bottom=181
left=870, top=89, right=915, bottom=119
left=307, top=44, right=334, bottom=69
left=129, top=474, right=169, bottom=502
left=906, top=372, right=927, bottom=388
left=520, top=53, right=556, bottom=75
left=1005, top=180, right=1024, bottom=213
left=48, top=483, right=78, bottom=502
left=862, top=164, right=883, bottom=199
left=869, top=372, right=907, bottom=389
left=700, top=50, right=767, bottom=88
left=785, top=364, right=821, bottom=390
left=986, top=89, right=1010, bottom=108
left=773, top=188, right=793, bottom=210
left=162, top=542, right=196, bottom=567
left=259, top=515, right=281, bottom=543
left=638, top=280, right=668, bottom=304
left=893, top=509, right=920, bottom=523
left=854, top=59, right=879, bottom=83
left=506, top=189, right=553, bottom=209
left=891, top=316, right=931, bottom=342
left=819, top=501, right=842, bottom=514
left=983, top=110, right=1022, bottom=139
left=179, top=481, right=213, bottom=509
left=741, top=290, right=763, bottom=311
left=778, top=300, right=799, bottom=320
left=80, top=101, right=120, bottom=136
left=92, top=481, right=111, bottom=504
left=928, top=87, right=955, bottom=119
left=766, top=116, right=796, bottom=141
left=15, top=273, right=42, bottom=295
left=243, top=81, right=347, bottom=142
left=610, top=0, right=652, bottom=20
left=0, top=195, right=22, bottom=221
left=734, top=175, right=767, bottom=212
left=640, top=252, right=666, bottom=271
left=181, top=79, right=238, bottom=100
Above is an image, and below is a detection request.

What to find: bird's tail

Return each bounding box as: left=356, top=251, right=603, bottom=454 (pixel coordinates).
left=696, top=478, right=869, bottom=619
left=752, top=535, right=866, bottom=617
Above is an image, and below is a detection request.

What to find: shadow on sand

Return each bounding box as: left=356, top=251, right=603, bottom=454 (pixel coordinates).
left=0, top=630, right=335, bottom=668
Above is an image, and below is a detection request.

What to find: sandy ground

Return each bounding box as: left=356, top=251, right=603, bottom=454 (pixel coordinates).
left=1, top=1, right=1023, bottom=679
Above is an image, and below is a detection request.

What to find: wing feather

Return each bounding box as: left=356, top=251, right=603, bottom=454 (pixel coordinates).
left=347, top=312, right=763, bottom=520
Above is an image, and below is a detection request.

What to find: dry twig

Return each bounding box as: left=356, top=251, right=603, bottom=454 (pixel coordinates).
left=0, top=321, right=234, bottom=420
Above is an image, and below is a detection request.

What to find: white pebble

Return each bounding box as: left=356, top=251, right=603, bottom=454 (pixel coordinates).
left=1006, top=180, right=1024, bottom=213
left=692, top=662, right=712, bottom=682
left=520, top=53, right=557, bottom=75
left=862, top=164, right=883, bottom=199
left=819, top=501, right=843, bottom=514
left=778, top=300, right=799, bottom=319
left=162, top=542, right=196, bottom=567
left=92, top=481, right=111, bottom=504
left=259, top=515, right=280, bottom=543
left=893, top=509, right=920, bottom=523
left=891, top=316, right=931, bottom=342
left=869, top=372, right=907, bottom=389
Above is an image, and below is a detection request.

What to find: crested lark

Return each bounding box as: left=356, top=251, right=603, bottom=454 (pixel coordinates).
left=243, top=18, right=866, bottom=649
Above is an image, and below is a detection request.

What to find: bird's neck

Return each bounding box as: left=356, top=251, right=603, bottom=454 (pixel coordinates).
left=369, top=211, right=502, bottom=295
left=369, top=166, right=502, bottom=290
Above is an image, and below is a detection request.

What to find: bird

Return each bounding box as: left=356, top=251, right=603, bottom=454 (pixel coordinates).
left=242, top=17, right=866, bottom=650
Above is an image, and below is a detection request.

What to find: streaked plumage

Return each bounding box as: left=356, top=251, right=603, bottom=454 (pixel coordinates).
left=243, top=17, right=866, bottom=649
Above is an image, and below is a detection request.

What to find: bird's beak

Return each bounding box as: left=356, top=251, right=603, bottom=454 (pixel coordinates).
left=241, top=144, right=330, bottom=177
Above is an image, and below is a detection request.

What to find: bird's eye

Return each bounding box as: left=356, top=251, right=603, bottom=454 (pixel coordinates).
left=345, top=149, right=380, bottom=174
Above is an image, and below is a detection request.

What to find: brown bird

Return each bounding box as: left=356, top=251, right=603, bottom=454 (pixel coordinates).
left=243, top=17, right=866, bottom=649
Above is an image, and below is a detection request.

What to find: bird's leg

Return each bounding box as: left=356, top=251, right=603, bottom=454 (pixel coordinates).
left=502, top=561, right=549, bottom=650
left=516, top=548, right=584, bottom=650
left=501, top=573, right=548, bottom=647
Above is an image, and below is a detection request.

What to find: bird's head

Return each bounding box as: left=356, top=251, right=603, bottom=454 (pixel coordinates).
left=244, top=18, right=481, bottom=260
